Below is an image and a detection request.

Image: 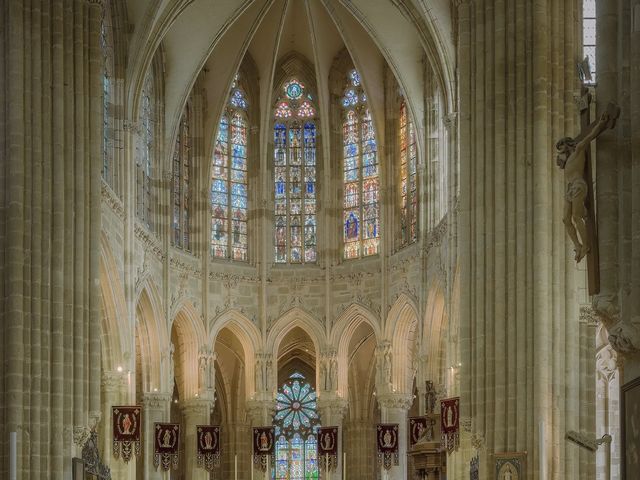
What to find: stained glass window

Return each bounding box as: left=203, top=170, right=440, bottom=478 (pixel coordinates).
left=342, top=70, right=379, bottom=259
left=211, top=80, right=249, bottom=261
left=583, top=0, right=596, bottom=83
left=172, top=104, right=191, bottom=250
left=136, top=69, right=154, bottom=230
left=399, top=101, right=418, bottom=245
left=273, top=373, right=319, bottom=480
left=273, top=79, right=317, bottom=264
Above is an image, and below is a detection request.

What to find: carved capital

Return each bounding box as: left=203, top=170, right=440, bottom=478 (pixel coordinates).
left=73, top=426, right=92, bottom=448
left=377, top=393, right=414, bottom=410
left=142, top=392, right=172, bottom=409
left=181, top=398, right=214, bottom=418
left=317, top=396, right=348, bottom=419
left=246, top=398, right=275, bottom=425
left=102, top=371, right=124, bottom=391
left=580, top=305, right=601, bottom=325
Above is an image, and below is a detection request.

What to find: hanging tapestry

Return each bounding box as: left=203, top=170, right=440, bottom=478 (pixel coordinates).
left=376, top=423, right=399, bottom=470
left=196, top=425, right=221, bottom=472
left=409, top=416, right=435, bottom=447
left=253, top=427, right=275, bottom=472
left=153, top=423, right=180, bottom=471
left=440, top=397, right=460, bottom=452
left=317, top=426, right=338, bottom=472
left=112, top=406, right=141, bottom=462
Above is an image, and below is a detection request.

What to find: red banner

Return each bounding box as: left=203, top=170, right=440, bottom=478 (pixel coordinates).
left=196, top=425, right=221, bottom=472
left=376, top=423, right=399, bottom=470
left=112, top=406, right=142, bottom=462
left=440, top=397, right=460, bottom=452
left=317, top=427, right=338, bottom=472
left=253, top=427, right=275, bottom=471
left=409, top=416, right=435, bottom=446
left=154, top=423, right=180, bottom=471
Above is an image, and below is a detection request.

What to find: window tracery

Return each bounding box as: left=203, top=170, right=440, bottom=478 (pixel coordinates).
left=273, top=79, right=317, bottom=264
left=399, top=101, right=418, bottom=245
left=273, top=372, right=319, bottom=479
left=136, top=69, right=155, bottom=230
left=211, top=79, right=249, bottom=261
left=583, top=0, right=596, bottom=83
left=342, top=70, right=379, bottom=259
left=172, top=104, right=191, bottom=250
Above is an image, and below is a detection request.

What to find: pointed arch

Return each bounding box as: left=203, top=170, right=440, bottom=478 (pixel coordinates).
left=266, top=307, right=327, bottom=354
left=135, top=280, right=169, bottom=392
left=331, top=303, right=381, bottom=397
left=422, top=281, right=447, bottom=382
left=385, top=294, right=419, bottom=394
left=170, top=302, right=207, bottom=399
left=99, top=234, right=128, bottom=372
left=210, top=309, right=261, bottom=395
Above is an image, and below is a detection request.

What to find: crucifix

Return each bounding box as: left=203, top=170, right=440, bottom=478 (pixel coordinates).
left=555, top=84, right=620, bottom=296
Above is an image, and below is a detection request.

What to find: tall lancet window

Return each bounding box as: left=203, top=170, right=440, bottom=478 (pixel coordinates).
left=582, top=0, right=596, bottom=83
left=100, top=11, right=114, bottom=190
left=136, top=69, right=155, bottom=230
left=273, top=79, right=317, bottom=264
left=399, top=101, right=418, bottom=245
left=342, top=70, right=380, bottom=259
left=273, top=372, right=320, bottom=479
left=172, top=104, right=191, bottom=250
left=211, top=77, right=249, bottom=261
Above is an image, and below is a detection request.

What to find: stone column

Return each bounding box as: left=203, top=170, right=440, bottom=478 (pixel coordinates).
left=142, top=392, right=171, bottom=480
left=181, top=398, right=214, bottom=480
left=317, top=395, right=348, bottom=480
left=377, top=394, right=413, bottom=480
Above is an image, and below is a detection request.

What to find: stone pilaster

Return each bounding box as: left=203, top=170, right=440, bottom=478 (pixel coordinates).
left=181, top=398, right=214, bottom=480
left=377, top=394, right=413, bottom=480
left=142, top=392, right=172, bottom=480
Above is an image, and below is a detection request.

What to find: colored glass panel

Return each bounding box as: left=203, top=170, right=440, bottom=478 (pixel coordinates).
left=273, top=373, right=319, bottom=480
left=136, top=69, right=154, bottom=230
left=399, top=101, right=418, bottom=245
left=211, top=78, right=249, bottom=261
left=273, top=80, right=318, bottom=264
left=342, top=70, right=380, bottom=259
left=172, top=105, right=191, bottom=249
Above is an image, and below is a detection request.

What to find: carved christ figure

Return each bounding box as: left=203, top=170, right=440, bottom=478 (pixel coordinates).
left=555, top=111, right=610, bottom=262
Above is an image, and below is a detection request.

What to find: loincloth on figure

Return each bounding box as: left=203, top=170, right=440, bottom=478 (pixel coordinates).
left=565, top=177, right=588, bottom=202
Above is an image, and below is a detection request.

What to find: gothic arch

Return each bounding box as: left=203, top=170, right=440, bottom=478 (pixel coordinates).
left=99, top=234, right=128, bottom=372
left=266, top=307, right=327, bottom=354
left=170, top=303, right=207, bottom=399
left=210, top=309, right=261, bottom=394
left=135, top=281, right=168, bottom=392
left=331, top=303, right=382, bottom=397
left=385, top=293, right=419, bottom=394
left=422, top=281, right=447, bottom=382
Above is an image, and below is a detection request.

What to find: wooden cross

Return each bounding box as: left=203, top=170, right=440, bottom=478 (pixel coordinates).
left=570, top=87, right=620, bottom=295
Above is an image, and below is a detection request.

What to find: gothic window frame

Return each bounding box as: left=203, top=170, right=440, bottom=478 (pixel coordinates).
left=272, top=78, right=318, bottom=265
left=136, top=67, right=156, bottom=231
left=210, top=77, right=249, bottom=262
left=273, top=372, right=320, bottom=480
left=399, top=100, right=418, bottom=246
left=100, top=4, right=115, bottom=191
left=172, top=102, right=192, bottom=250
left=341, top=69, right=380, bottom=260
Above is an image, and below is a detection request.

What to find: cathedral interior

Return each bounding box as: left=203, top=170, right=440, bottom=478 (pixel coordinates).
left=1, top=0, right=640, bottom=479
